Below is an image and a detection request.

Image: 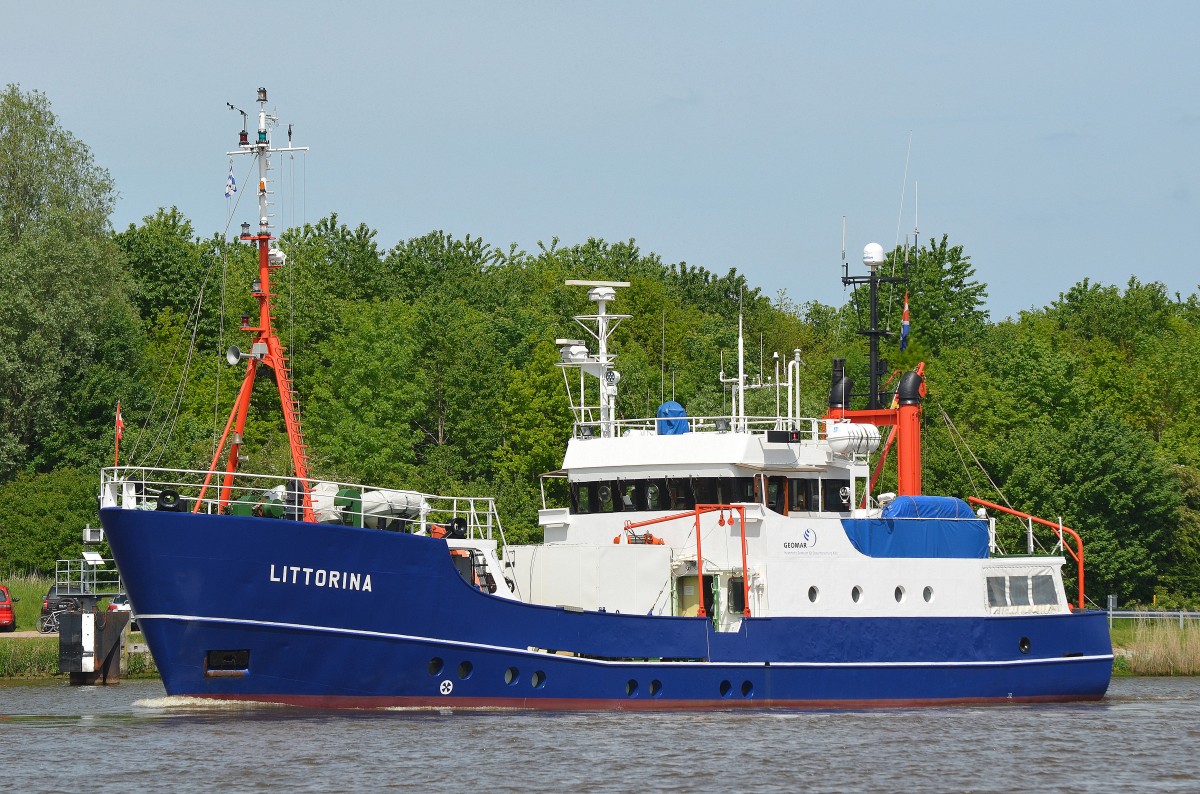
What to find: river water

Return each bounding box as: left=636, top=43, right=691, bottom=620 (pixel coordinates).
left=1, top=677, right=1197, bottom=792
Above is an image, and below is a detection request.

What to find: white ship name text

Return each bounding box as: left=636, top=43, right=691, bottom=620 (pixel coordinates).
left=269, top=564, right=373, bottom=592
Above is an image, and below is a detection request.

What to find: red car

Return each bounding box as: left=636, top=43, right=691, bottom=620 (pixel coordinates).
left=0, top=584, right=18, bottom=631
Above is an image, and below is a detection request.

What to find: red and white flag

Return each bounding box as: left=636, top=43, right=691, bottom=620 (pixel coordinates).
left=115, top=402, right=125, bottom=441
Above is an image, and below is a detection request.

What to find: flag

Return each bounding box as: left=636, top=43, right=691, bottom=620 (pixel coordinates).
left=115, top=402, right=125, bottom=441
left=225, top=164, right=237, bottom=198
left=900, top=292, right=911, bottom=352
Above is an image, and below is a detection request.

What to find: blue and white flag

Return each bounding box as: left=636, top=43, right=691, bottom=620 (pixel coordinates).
left=225, top=165, right=237, bottom=198
left=899, top=292, right=911, bottom=352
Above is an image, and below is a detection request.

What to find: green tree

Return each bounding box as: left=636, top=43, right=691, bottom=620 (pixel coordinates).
left=0, top=84, right=114, bottom=244
left=0, top=467, right=98, bottom=573
left=0, top=86, right=133, bottom=478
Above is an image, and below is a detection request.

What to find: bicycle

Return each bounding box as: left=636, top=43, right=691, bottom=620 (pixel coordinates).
left=36, top=605, right=77, bottom=634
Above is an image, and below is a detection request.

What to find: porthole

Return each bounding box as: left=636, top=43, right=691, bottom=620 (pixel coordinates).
left=428, top=657, right=444, bottom=676
left=719, top=680, right=733, bottom=698
left=504, top=667, right=520, bottom=685
left=1019, top=636, right=1031, bottom=654
left=531, top=670, right=546, bottom=688
left=650, top=680, right=663, bottom=698
left=894, top=586, right=906, bottom=603
left=741, top=680, right=754, bottom=698
left=923, top=586, right=934, bottom=603
left=851, top=585, right=863, bottom=604
left=808, top=585, right=819, bottom=603
left=626, top=679, right=639, bottom=697
left=457, top=661, right=473, bottom=679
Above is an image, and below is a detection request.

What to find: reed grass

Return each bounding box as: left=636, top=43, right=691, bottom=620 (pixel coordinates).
left=1126, top=616, right=1200, bottom=676
left=0, top=637, right=59, bottom=677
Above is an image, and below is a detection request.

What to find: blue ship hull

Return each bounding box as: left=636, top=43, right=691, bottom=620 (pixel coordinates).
left=101, top=507, right=1113, bottom=709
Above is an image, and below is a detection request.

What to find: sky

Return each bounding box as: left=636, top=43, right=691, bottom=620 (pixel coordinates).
left=3, top=1, right=1197, bottom=320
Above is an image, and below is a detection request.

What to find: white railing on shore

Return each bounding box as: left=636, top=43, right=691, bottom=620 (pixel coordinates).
left=54, top=557, right=122, bottom=598
left=1108, top=609, right=1200, bottom=629
left=99, top=466, right=505, bottom=542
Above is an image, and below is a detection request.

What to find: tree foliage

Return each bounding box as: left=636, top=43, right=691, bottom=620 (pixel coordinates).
left=6, top=88, right=1200, bottom=607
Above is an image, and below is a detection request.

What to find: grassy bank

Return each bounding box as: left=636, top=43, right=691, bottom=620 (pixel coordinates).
left=0, top=636, right=58, bottom=677
left=0, top=636, right=158, bottom=679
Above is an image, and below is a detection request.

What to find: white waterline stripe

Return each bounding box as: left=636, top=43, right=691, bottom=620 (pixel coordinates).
left=137, top=614, right=1113, bottom=669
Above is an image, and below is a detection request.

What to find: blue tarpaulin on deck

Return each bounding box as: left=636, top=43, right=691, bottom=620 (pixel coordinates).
left=841, top=496, right=988, bottom=558
left=655, top=401, right=690, bottom=435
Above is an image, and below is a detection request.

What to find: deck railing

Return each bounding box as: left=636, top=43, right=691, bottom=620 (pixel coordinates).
left=100, top=466, right=505, bottom=542
left=571, top=415, right=825, bottom=440
left=969, top=496, right=1085, bottom=610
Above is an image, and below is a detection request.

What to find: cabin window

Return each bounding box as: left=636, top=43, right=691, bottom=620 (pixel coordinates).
left=727, top=477, right=756, bottom=503
left=789, top=479, right=817, bottom=511
left=666, top=478, right=695, bottom=510
left=766, top=476, right=788, bottom=515
left=1009, top=576, right=1032, bottom=606
left=822, top=479, right=851, bottom=512
left=596, top=481, right=620, bottom=513
left=692, top=477, right=719, bottom=506
left=646, top=479, right=669, bottom=511
left=986, top=576, right=1007, bottom=607
left=727, top=577, right=746, bottom=614
left=1032, top=575, right=1058, bottom=606
left=570, top=482, right=598, bottom=514
left=618, top=481, right=639, bottom=511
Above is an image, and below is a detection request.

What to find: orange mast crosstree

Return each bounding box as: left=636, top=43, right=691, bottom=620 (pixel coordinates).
left=194, top=87, right=314, bottom=522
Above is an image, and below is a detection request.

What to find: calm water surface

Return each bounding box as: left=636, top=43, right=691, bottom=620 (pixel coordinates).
left=1, top=677, right=1197, bottom=792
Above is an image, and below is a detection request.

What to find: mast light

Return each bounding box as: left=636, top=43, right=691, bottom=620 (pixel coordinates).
left=240, top=222, right=251, bottom=239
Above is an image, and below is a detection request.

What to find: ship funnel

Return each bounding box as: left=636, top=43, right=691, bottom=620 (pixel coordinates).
left=829, top=375, right=853, bottom=409
left=897, top=370, right=923, bottom=405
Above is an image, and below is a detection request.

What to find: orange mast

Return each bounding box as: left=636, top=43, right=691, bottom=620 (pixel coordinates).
left=195, top=87, right=314, bottom=521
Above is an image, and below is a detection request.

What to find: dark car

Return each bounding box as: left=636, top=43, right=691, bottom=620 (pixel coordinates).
left=42, top=584, right=81, bottom=617
left=0, top=584, right=18, bottom=631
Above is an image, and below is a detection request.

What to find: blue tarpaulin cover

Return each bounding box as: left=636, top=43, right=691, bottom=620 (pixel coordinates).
left=841, top=496, right=988, bottom=558
left=655, top=401, right=690, bottom=435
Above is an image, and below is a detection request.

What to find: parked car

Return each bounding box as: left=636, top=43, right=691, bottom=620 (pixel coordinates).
left=106, top=593, right=138, bottom=631
left=0, top=584, right=18, bottom=631
left=42, top=584, right=81, bottom=617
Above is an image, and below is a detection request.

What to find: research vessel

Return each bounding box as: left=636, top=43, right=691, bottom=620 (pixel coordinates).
left=98, top=89, right=1113, bottom=708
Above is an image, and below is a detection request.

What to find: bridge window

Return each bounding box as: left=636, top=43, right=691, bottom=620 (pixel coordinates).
left=569, top=476, right=776, bottom=514
left=789, top=479, right=817, bottom=511
left=766, top=476, right=788, bottom=515
left=822, top=479, right=851, bottom=512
